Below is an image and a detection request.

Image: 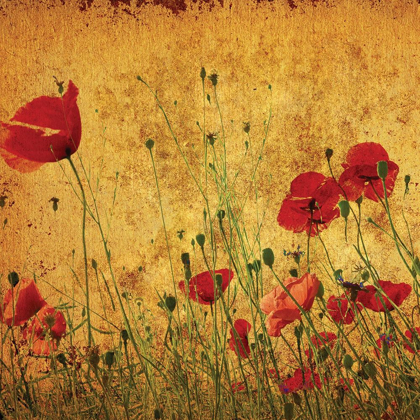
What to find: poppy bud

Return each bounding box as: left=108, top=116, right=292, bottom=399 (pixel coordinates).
left=366, top=217, right=374, bottom=223
left=284, top=402, right=294, bottom=420
left=165, top=296, right=176, bottom=312
left=57, top=353, right=67, bottom=366
left=363, top=361, right=377, bottom=378
left=181, top=253, right=190, bottom=265
left=247, top=263, right=253, bottom=276
left=377, top=161, right=388, bottom=180
left=105, top=351, right=115, bottom=369
left=361, top=270, right=369, bottom=281
left=243, top=122, right=250, bottom=134
left=89, top=352, right=100, bottom=369
left=8, top=271, right=19, bottom=287
left=338, top=200, right=350, bottom=219
left=196, top=234, right=205, bottom=247
left=121, top=329, right=129, bottom=344
left=292, top=393, right=302, bottom=405
left=92, top=259, right=97, bottom=270
left=200, top=67, right=206, bottom=80
left=355, top=195, right=363, bottom=205
left=343, top=354, right=353, bottom=369
left=0, top=195, right=6, bottom=208
left=325, top=148, right=333, bottom=161
left=262, top=248, right=275, bottom=268
left=191, top=239, right=195, bottom=247
left=316, top=282, right=324, bottom=298
left=253, top=259, right=261, bottom=272
left=289, top=268, right=298, bottom=278
left=405, top=175, right=410, bottom=186
left=215, top=274, right=223, bottom=289
left=145, top=139, right=155, bottom=150
left=217, top=210, right=225, bottom=221
left=208, top=73, right=218, bottom=86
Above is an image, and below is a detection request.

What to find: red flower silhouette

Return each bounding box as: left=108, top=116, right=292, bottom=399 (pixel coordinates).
left=338, top=378, right=354, bottom=392
left=23, top=304, right=66, bottom=356
left=0, top=81, right=81, bottom=172
left=277, top=172, right=341, bottom=237
left=279, top=368, right=322, bottom=394
left=179, top=269, right=234, bottom=305
left=338, top=142, right=399, bottom=202
left=326, top=293, right=361, bottom=324
left=306, top=332, right=337, bottom=358
left=231, top=381, right=246, bottom=393
left=403, top=327, right=420, bottom=354
left=229, top=319, right=251, bottom=358
left=0, top=278, right=46, bottom=326
left=260, top=273, right=320, bottom=336
left=356, top=280, right=411, bottom=312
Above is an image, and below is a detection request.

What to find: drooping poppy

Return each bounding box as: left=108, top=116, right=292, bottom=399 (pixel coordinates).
left=338, top=142, right=399, bottom=202
left=403, top=327, right=420, bottom=354
left=0, top=278, right=46, bottom=326
left=279, top=368, right=322, bottom=394
left=23, top=304, right=66, bottom=356
left=178, top=269, right=234, bottom=305
left=229, top=319, right=251, bottom=358
left=260, top=273, right=320, bottom=336
left=356, top=280, right=411, bottom=312
left=0, top=81, right=81, bottom=172
left=326, top=293, right=361, bottom=325
left=277, top=172, right=341, bottom=237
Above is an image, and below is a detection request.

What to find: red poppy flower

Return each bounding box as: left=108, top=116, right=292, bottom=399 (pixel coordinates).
left=403, top=327, right=420, bottom=354
left=23, top=304, right=66, bottom=356
left=260, top=273, right=320, bottom=336
left=179, top=269, right=234, bottom=305
left=338, top=143, right=399, bottom=202
left=0, top=81, right=81, bottom=172
left=231, top=382, right=246, bottom=393
left=327, top=293, right=361, bottom=325
left=306, top=332, right=337, bottom=358
left=0, top=278, right=46, bottom=326
left=338, top=377, right=354, bottom=392
left=356, top=280, right=411, bottom=312
left=229, top=319, right=251, bottom=358
left=277, top=172, right=341, bottom=237
left=279, top=368, right=322, bottom=394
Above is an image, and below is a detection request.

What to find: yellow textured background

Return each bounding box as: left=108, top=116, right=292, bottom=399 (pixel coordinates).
left=1, top=0, right=420, bottom=340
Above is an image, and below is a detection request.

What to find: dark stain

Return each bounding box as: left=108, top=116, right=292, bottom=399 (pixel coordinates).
left=110, top=0, right=131, bottom=6
left=287, top=0, right=297, bottom=9
left=191, top=0, right=224, bottom=10
left=79, top=0, right=94, bottom=11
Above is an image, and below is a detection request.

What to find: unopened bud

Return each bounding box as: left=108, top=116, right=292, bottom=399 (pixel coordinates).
left=262, top=248, right=275, bottom=268
left=377, top=161, right=388, bottom=179
left=338, top=200, right=350, bottom=219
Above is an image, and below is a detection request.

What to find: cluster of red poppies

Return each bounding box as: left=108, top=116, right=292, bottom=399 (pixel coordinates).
left=0, top=278, right=66, bottom=356
left=277, top=142, right=399, bottom=236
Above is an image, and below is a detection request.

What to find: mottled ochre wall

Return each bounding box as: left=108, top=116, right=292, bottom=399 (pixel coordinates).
left=1, top=0, right=420, bottom=338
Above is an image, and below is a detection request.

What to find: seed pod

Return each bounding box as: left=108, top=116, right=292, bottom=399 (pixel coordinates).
left=377, top=161, right=388, bottom=179
left=262, top=248, right=274, bottom=268
left=343, top=354, right=353, bottom=369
